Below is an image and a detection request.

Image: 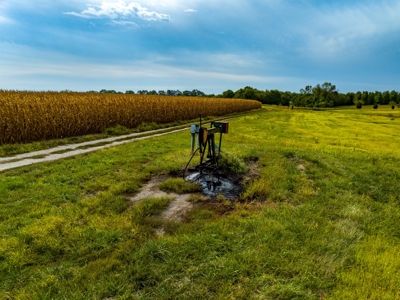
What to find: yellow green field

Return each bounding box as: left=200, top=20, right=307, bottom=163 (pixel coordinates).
left=0, top=105, right=399, bottom=299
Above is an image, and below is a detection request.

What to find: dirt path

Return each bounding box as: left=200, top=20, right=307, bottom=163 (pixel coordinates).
left=0, top=126, right=188, bottom=172
left=0, top=116, right=239, bottom=172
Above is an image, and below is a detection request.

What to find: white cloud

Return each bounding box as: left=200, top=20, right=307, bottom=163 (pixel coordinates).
left=184, top=9, right=196, bottom=13
left=64, top=1, right=170, bottom=22
left=110, top=20, right=138, bottom=27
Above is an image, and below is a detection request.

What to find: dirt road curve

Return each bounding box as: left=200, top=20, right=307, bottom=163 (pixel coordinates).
left=0, top=125, right=189, bottom=172
left=0, top=110, right=251, bottom=172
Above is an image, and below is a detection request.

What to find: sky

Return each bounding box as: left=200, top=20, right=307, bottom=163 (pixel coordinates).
left=1, top=0, right=400, bottom=94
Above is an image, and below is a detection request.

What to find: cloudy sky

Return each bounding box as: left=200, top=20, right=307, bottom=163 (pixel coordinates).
left=1, top=0, right=400, bottom=94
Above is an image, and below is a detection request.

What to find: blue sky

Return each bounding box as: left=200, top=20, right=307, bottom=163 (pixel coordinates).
left=1, top=0, right=400, bottom=94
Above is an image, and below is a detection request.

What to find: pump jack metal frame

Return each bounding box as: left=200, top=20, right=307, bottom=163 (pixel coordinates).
left=183, top=116, right=229, bottom=190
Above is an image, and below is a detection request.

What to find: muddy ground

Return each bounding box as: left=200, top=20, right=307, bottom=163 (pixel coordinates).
left=130, top=158, right=260, bottom=226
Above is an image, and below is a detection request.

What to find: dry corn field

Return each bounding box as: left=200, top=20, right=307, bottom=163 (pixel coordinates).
left=0, top=91, right=262, bottom=144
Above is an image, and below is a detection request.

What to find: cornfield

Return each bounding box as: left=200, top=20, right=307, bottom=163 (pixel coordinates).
left=0, top=90, right=262, bottom=144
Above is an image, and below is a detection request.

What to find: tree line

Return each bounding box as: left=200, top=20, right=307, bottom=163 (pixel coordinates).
left=218, top=83, right=399, bottom=108
left=89, top=89, right=206, bottom=97
left=86, top=83, right=399, bottom=108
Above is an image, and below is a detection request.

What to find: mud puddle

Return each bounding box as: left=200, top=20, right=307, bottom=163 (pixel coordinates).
left=184, top=172, right=243, bottom=200
left=130, top=158, right=260, bottom=227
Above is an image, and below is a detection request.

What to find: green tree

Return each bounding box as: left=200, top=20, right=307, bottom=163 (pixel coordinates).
left=234, top=86, right=257, bottom=100
left=191, top=89, right=205, bottom=96
left=222, top=89, right=235, bottom=98
left=390, top=90, right=398, bottom=104
left=298, top=85, right=313, bottom=107
left=312, top=82, right=337, bottom=107
left=374, top=91, right=383, bottom=104
left=264, top=90, right=282, bottom=105
left=280, top=92, right=292, bottom=106
left=345, top=92, right=355, bottom=105
left=382, top=91, right=390, bottom=105
left=361, top=91, right=370, bottom=105
left=100, top=89, right=117, bottom=94
left=355, top=100, right=363, bottom=109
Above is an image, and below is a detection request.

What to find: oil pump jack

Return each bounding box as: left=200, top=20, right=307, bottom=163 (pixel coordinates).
left=183, top=116, right=229, bottom=190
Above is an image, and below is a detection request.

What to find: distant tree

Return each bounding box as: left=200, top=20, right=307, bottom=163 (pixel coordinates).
left=355, top=91, right=362, bottom=101
left=336, top=93, right=349, bottom=106
left=234, top=86, right=257, bottom=100
left=280, top=91, right=292, bottom=106
left=222, top=89, right=235, bottom=98
left=361, top=91, right=370, bottom=105
left=182, top=90, right=191, bottom=96
left=100, top=89, right=117, bottom=94
left=374, top=91, right=383, bottom=104
left=264, top=90, right=282, bottom=105
left=296, top=85, right=313, bottom=107
left=346, top=92, right=355, bottom=105
left=125, top=90, right=135, bottom=94
left=355, top=100, right=363, bottom=109
left=312, top=82, right=337, bottom=107
left=158, top=90, right=166, bottom=95
left=300, top=85, right=313, bottom=95
left=191, top=89, right=205, bottom=96
left=382, top=91, right=390, bottom=105
left=390, top=90, right=398, bottom=104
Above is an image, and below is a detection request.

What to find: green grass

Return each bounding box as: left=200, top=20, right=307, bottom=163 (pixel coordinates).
left=159, top=178, right=202, bottom=194
left=1, top=105, right=400, bottom=299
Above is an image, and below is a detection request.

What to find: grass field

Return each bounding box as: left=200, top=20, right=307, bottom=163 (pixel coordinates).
left=1, top=105, right=400, bottom=299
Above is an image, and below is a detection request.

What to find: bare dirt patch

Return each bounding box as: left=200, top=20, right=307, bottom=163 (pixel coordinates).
left=130, top=175, right=171, bottom=203
left=241, top=157, right=261, bottom=185
left=130, top=158, right=261, bottom=226
left=130, top=175, right=194, bottom=222
left=161, top=194, right=192, bottom=221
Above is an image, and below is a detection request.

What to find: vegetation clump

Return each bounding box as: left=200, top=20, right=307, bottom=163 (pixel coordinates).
left=218, top=153, right=247, bottom=174
left=159, top=178, right=202, bottom=194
